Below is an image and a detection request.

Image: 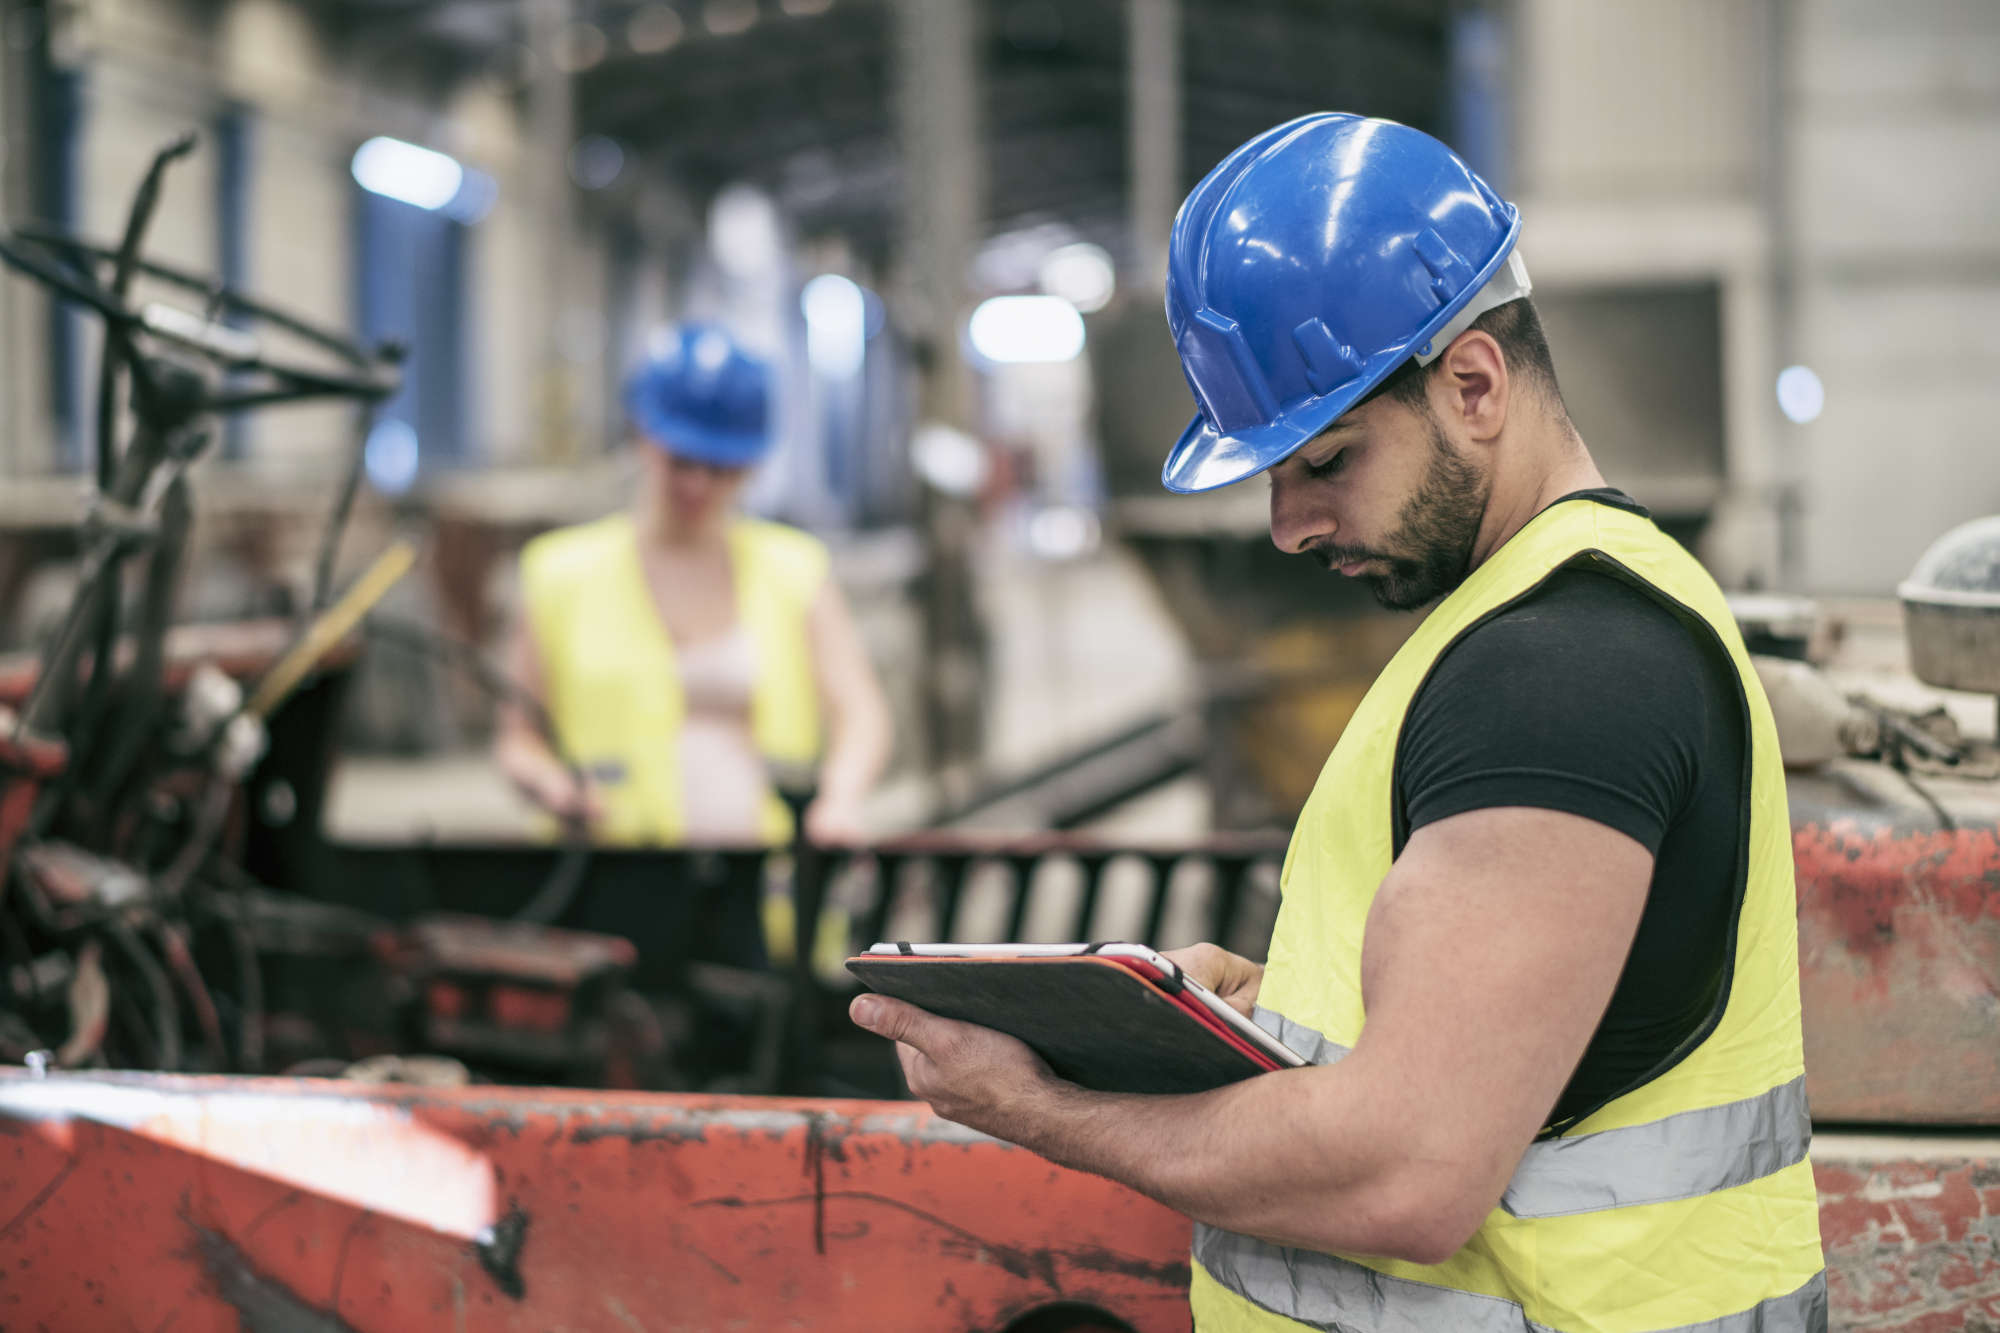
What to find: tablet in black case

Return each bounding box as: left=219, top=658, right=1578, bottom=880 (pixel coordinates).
left=848, top=952, right=1278, bottom=1095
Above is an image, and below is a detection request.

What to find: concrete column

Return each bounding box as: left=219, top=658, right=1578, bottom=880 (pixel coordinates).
left=521, top=0, right=576, bottom=458
left=1759, top=0, right=1797, bottom=587
left=1708, top=0, right=1785, bottom=591
left=0, top=17, right=26, bottom=474
left=894, top=0, right=980, bottom=427
left=0, top=6, right=55, bottom=474
left=1127, top=0, right=1179, bottom=289
left=895, top=0, right=985, bottom=791
left=1707, top=262, right=1782, bottom=589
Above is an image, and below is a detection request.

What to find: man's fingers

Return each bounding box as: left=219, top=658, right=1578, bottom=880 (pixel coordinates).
left=1162, top=942, right=1228, bottom=988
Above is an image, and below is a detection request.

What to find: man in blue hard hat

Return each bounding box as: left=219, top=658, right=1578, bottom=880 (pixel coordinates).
left=853, top=115, right=1826, bottom=1330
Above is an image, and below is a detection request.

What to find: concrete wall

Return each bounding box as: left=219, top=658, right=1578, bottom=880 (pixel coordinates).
left=1511, top=0, right=2000, bottom=595
left=1511, top=0, right=1779, bottom=587
left=1517, top=0, right=1762, bottom=202
left=1785, top=0, right=2000, bottom=594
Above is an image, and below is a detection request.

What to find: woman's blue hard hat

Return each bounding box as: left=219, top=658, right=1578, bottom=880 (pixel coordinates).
left=623, top=324, right=772, bottom=467
left=1162, top=113, right=1527, bottom=494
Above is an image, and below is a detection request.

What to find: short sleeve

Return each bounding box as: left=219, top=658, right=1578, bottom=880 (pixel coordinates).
left=1395, top=568, right=1718, bottom=855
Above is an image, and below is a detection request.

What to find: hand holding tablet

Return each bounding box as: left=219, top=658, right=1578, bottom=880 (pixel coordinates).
left=847, top=942, right=1308, bottom=1096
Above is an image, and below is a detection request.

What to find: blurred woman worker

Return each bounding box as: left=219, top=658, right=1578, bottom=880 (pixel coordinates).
left=495, top=323, right=891, bottom=846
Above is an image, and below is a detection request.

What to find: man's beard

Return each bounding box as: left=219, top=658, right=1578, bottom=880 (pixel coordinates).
left=1311, top=419, right=1488, bottom=611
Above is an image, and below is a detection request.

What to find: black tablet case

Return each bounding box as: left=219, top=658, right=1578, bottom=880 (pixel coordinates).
left=846, top=954, right=1276, bottom=1095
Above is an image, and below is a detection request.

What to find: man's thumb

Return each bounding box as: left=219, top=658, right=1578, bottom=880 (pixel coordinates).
left=851, top=994, right=922, bottom=1045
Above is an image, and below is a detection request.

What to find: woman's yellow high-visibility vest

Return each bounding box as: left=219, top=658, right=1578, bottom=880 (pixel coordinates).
left=519, top=513, right=825, bottom=846
left=1192, top=496, right=1826, bottom=1333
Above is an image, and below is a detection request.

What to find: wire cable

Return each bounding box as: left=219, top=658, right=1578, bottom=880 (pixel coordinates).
left=105, top=918, right=180, bottom=1071
left=359, top=615, right=594, bottom=926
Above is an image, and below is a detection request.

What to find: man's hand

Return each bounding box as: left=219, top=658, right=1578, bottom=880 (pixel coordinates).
left=1163, top=943, right=1264, bottom=1018
left=850, top=994, right=1059, bottom=1137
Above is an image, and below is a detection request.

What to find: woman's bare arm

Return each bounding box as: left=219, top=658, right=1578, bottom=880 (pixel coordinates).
left=492, top=606, right=600, bottom=822
left=802, top=576, right=893, bottom=842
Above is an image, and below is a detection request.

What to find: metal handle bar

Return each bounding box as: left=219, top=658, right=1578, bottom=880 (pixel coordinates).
left=0, top=226, right=402, bottom=403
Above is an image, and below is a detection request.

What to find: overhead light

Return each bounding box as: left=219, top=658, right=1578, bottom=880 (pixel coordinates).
left=1776, top=365, right=1825, bottom=424
left=364, top=419, right=420, bottom=494
left=709, top=184, right=783, bottom=279
left=1026, top=505, right=1101, bottom=561
left=967, top=295, right=1086, bottom=364
left=1038, top=241, right=1115, bottom=314
left=911, top=423, right=989, bottom=498
left=703, top=0, right=758, bottom=37
left=552, top=22, right=608, bottom=72
left=351, top=136, right=465, bottom=212
left=802, top=273, right=867, bottom=379
left=627, top=4, right=685, bottom=53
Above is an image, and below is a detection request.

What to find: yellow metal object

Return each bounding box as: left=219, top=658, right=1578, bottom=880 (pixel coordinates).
left=1233, top=617, right=1415, bottom=813
left=246, top=542, right=416, bottom=720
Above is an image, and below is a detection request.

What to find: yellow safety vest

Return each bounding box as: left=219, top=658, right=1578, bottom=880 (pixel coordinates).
left=1191, top=496, right=1826, bottom=1333
left=519, top=513, right=825, bottom=846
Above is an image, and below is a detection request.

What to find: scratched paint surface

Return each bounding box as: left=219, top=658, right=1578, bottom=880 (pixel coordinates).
left=1814, top=1141, right=2000, bottom=1333
left=1793, top=823, right=2000, bottom=1125
left=6, top=1076, right=2000, bottom=1330
left=0, top=1073, right=1194, bottom=1332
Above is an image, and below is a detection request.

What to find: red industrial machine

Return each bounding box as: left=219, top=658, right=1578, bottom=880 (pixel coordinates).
left=2, top=793, right=1997, bottom=1332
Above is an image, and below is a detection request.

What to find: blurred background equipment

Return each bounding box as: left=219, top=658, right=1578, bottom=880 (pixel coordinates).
left=0, top=0, right=1989, bottom=837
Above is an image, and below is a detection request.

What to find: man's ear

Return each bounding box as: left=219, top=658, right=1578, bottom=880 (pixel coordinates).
left=1431, top=330, right=1509, bottom=444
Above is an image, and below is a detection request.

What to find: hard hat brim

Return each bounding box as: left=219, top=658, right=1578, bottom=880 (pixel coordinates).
left=633, top=403, right=770, bottom=468
left=1162, top=392, right=1363, bottom=495
left=1160, top=215, right=1523, bottom=495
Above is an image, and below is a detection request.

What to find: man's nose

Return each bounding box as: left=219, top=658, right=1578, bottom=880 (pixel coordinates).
left=1269, top=473, right=1335, bottom=555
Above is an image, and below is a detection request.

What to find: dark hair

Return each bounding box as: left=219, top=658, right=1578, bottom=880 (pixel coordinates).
left=1370, top=297, right=1565, bottom=416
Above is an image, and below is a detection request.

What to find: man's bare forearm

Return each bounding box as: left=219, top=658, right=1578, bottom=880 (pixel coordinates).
left=998, top=1058, right=1444, bottom=1259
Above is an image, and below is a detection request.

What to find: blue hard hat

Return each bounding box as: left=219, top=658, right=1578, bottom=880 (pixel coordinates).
left=1162, top=114, right=1528, bottom=494
left=623, top=323, right=772, bottom=467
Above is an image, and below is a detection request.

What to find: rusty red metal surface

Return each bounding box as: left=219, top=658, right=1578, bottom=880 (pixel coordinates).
left=1814, top=1132, right=2000, bottom=1332
left=0, top=1071, right=1195, bottom=1332
left=4, top=1073, right=1998, bottom=1330
left=1794, top=822, right=2000, bottom=1124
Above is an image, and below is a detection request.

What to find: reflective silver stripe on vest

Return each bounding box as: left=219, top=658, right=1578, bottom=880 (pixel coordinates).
left=1252, top=1005, right=1352, bottom=1066
left=1502, top=1074, right=1812, bottom=1218
left=1194, top=1226, right=1829, bottom=1333
left=1252, top=1009, right=1811, bottom=1217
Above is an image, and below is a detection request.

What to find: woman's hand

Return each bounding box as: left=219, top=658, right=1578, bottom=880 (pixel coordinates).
left=499, top=739, right=604, bottom=826
left=1162, top=942, right=1265, bottom=1018
left=492, top=608, right=603, bottom=827
left=529, top=764, right=604, bottom=826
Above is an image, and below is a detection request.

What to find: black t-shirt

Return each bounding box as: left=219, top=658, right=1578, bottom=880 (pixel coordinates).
left=1392, top=489, right=1746, bottom=1131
